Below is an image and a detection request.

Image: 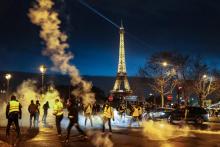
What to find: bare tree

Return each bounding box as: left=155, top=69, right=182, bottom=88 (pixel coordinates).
left=149, top=73, right=178, bottom=107
left=140, top=52, right=220, bottom=107
left=139, top=51, right=178, bottom=107
left=190, top=57, right=220, bottom=106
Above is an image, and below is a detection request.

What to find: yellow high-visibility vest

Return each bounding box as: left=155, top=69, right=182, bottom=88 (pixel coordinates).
left=53, top=101, right=64, bottom=116
left=85, top=105, right=92, bottom=114
left=103, top=106, right=113, bottom=118
left=9, top=101, right=20, bottom=113
left=132, top=107, right=139, bottom=117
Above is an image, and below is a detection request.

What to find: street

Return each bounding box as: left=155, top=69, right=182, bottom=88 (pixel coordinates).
left=0, top=120, right=220, bottom=147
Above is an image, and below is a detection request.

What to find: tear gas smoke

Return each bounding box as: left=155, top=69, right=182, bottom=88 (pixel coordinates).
left=14, top=80, right=40, bottom=127
left=28, top=0, right=95, bottom=105
left=17, top=80, right=60, bottom=127
left=0, top=100, right=7, bottom=126
left=142, top=120, right=190, bottom=140
left=0, top=80, right=61, bottom=127
left=88, top=131, right=114, bottom=147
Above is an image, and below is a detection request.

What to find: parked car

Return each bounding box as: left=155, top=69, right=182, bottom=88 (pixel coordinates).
left=168, top=106, right=209, bottom=124
left=143, top=108, right=173, bottom=120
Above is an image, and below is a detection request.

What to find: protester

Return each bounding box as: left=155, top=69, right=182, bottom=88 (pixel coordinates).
left=65, top=97, right=87, bottom=143
left=28, top=100, right=37, bottom=128
left=84, top=103, right=93, bottom=127
left=42, top=101, right=50, bottom=125
left=35, top=100, right=40, bottom=128
left=129, top=103, right=141, bottom=127
left=118, top=103, right=126, bottom=119
left=6, top=95, right=22, bottom=138
left=102, top=100, right=114, bottom=133
left=53, top=99, right=64, bottom=136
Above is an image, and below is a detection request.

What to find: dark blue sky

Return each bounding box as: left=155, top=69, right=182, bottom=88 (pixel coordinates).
left=0, top=0, right=220, bottom=76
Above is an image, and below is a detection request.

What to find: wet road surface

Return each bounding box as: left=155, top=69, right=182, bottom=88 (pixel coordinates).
left=0, top=122, right=219, bottom=147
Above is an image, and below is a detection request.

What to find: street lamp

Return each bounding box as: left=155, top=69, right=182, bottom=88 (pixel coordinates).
left=203, top=74, right=207, bottom=79
left=5, top=73, right=12, bottom=94
left=39, top=65, right=47, bottom=93
left=162, top=61, right=168, bottom=67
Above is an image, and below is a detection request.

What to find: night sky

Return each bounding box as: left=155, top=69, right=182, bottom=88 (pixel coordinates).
left=0, top=0, right=220, bottom=76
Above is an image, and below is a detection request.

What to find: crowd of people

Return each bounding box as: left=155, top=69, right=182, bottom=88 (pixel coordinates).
left=5, top=95, right=145, bottom=142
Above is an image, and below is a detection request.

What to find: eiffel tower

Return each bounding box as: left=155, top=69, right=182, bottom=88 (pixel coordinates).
left=111, top=22, right=132, bottom=96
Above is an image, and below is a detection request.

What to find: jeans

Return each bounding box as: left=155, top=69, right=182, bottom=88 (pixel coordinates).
left=56, top=114, right=63, bottom=135
left=84, top=113, right=93, bottom=127
left=130, top=116, right=140, bottom=126
left=42, top=111, right=48, bottom=124
left=102, top=117, right=112, bottom=132
left=30, top=113, right=35, bottom=128
left=35, top=112, right=39, bottom=128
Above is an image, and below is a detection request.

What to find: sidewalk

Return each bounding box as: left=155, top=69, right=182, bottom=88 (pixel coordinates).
left=0, top=125, right=62, bottom=147
left=20, top=126, right=63, bottom=147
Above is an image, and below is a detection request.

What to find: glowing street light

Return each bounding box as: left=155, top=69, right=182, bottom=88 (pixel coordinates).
left=5, top=73, right=12, bottom=94
left=5, top=74, right=12, bottom=80
left=39, top=65, right=47, bottom=93
left=203, top=74, right=207, bottom=79
left=162, top=61, right=168, bottom=67
left=39, top=65, right=47, bottom=74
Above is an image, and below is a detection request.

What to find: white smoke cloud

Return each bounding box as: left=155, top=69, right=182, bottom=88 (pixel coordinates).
left=0, top=79, right=61, bottom=127
left=89, top=132, right=114, bottom=147
left=28, top=0, right=95, bottom=105
left=142, top=120, right=190, bottom=140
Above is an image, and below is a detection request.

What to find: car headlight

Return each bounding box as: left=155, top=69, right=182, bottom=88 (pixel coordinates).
left=160, top=112, right=165, bottom=116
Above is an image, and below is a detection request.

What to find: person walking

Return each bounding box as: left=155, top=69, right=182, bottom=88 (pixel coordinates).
left=84, top=103, right=93, bottom=127
left=65, top=97, right=87, bottom=143
left=102, top=100, right=114, bottom=133
left=118, top=103, right=126, bottom=119
left=129, top=103, right=141, bottom=127
left=42, top=101, right=49, bottom=125
left=35, top=100, right=40, bottom=128
left=28, top=100, right=37, bottom=128
left=53, top=99, right=64, bottom=136
left=6, top=95, right=22, bottom=138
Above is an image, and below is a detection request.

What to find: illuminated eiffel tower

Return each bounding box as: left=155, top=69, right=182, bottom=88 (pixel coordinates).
left=111, top=22, right=132, bottom=96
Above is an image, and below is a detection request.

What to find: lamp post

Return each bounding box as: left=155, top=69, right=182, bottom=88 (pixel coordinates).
left=5, top=73, right=12, bottom=96
left=203, top=74, right=207, bottom=79
left=160, top=61, right=179, bottom=107
left=39, top=65, right=47, bottom=93
left=160, top=61, right=169, bottom=108
left=162, top=61, right=168, bottom=67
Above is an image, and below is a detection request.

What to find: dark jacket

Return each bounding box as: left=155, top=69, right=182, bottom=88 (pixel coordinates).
left=28, top=103, right=37, bottom=115
left=43, top=103, right=50, bottom=111
left=67, top=98, right=79, bottom=118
